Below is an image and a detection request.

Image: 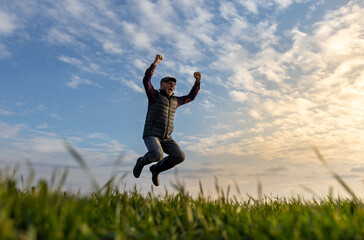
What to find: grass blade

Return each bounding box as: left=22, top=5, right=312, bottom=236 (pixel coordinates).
left=25, top=159, right=35, bottom=190
left=64, top=141, right=100, bottom=192
left=199, top=180, right=204, bottom=198
left=57, top=168, right=69, bottom=192
left=312, top=145, right=358, bottom=201
left=256, top=175, right=262, bottom=200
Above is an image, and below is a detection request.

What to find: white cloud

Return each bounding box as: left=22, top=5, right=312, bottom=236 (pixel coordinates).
left=200, top=99, right=215, bottom=112
left=183, top=1, right=364, bottom=166
left=230, top=90, right=248, bottom=103
left=122, top=0, right=210, bottom=60
left=16, top=102, right=25, bottom=106
left=35, top=105, right=46, bottom=111
left=104, top=140, right=125, bottom=152
left=177, top=64, right=199, bottom=85
left=175, top=34, right=201, bottom=60
left=136, top=0, right=175, bottom=35
left=240, top=1, right=259, bottom=14
left=49, top=113, right=63, bottom=120
left=134, top=59, right=147, bottom=71
left=119, top=1, right=175, bottom=50
left=0, top=109, right=14, bottom=116
left=0, top=10, right=18, bottom=35
left=0, top=122, right=24, bottom=138
left=315, top=8, right=364, bottom=60
left=249, top=109, right=262, bottom=120
left=220, top=1, right=239, bottom=20
left=66, top=75, right=91, bottom=88
left=230, top=17, right=249, bottom=38
left=122, top=21, right=152, bottom=49
left=236, top=0, right=302, bottom=14
left=102, top=41, right=123, bottom=55
left=41, top=1, right=123, bottom=58
left=263, top=97, right=313, bottom=117
left=121, top=79, right=144, bottom=93
left=66, top=75, right=102, bottom=89
left=59, top=55, right=83, bottom=66
left=25, top=137, right=65, bottom=153
left=211, top=123, right=230, bottom=130
left=306, top=0, right=325, bottom=19
left=47, top=28, right=76, bottom=45
left=185, top=5, right=215, bottom=46
left=37, top=123, right=49, bottom=129
left=59, top=55, right=101, bottom=74
left=183, top=129, right=247, bottom=156
left=275, top=0, right=294, bottom=9
left=0, top=43, right=11, bottom=59
left=0, top=121, right=138, bottom=168
left=87, top=132, right=107, bottom=139
left=180, top=106, right=192, bottom=115
left=65, top=0, right=86, bottom=18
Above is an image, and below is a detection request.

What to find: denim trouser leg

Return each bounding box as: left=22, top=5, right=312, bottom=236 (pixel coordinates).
left=143, top=136, right=164, bottom=164
left=161, top=138, right=185, bottom=166
left=143, top=136, right=185, bottom=173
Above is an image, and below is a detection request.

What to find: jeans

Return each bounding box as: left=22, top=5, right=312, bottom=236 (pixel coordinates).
left=143, top=136, right=185, bottom=173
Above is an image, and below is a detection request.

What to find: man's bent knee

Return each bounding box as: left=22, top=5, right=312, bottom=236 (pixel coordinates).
left=148, top=151, right=164, bottom=162
left=173, top=151, right=185, bottom=165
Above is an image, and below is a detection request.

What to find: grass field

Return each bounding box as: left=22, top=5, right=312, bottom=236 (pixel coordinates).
left=1, top=145, right=363, bottom=239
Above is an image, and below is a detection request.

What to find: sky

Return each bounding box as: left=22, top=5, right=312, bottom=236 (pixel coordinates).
left=1, top=0, right=363, bottom=198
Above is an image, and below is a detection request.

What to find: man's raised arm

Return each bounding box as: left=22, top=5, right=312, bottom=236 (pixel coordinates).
left=143, top=55, right=163, bottom=102
left=177, top=72, right=201, bottom=108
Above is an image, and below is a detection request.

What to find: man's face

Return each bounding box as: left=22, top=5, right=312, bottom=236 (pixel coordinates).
left=160, top=81, right=176, bottom=97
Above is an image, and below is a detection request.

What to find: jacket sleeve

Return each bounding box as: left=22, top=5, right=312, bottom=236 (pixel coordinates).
left=176, top=80, right=200, bottom=108
left=143, top=63, right=158, bottom=104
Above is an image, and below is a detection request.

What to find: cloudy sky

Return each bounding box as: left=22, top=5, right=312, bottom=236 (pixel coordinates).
left=1, top=0, right=363, bottom=198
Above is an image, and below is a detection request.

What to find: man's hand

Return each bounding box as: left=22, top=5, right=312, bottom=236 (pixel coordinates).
left=194, top=72, right=201, bottom=83
left=153, top=54, right=163, bottom=65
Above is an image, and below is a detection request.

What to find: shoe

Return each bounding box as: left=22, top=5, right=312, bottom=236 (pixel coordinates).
left=133, top=157, right=145, bottom=178
left=150, top=164, right=159, bottom=186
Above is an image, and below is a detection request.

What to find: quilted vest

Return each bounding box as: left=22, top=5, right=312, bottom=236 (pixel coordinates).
left=143, top=91, right=177, bottom=139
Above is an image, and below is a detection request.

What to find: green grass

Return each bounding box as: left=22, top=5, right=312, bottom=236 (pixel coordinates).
left=1, top=171, right=364, bottom=240
left=1, top=145, right=364, bottom=239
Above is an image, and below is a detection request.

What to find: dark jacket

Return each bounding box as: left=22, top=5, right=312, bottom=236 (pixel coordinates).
left=142, top=63, right=200, bottom=139
left=143, top=90, right=177, bottom=139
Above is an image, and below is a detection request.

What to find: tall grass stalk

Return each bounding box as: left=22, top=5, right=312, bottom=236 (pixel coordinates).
left=312, top=145, right=359, bottom=202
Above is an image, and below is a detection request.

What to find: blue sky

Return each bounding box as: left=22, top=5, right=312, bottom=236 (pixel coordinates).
left=1, top=0, right=364, bottom=198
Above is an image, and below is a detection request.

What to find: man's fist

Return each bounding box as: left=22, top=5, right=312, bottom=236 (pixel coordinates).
left=153, top=54, right=163, bottom=65
left=194, top=72, right=201, bottom=82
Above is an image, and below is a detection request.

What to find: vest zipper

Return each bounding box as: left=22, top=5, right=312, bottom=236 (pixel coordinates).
left=164, top=98, right=171, bottom=139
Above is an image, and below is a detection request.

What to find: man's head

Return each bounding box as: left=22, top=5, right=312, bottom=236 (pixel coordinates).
left=160, top=77, right=176, bottom=97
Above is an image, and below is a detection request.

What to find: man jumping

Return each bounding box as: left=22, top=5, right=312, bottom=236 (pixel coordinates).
left=133, top=54, right=201, bottom=186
